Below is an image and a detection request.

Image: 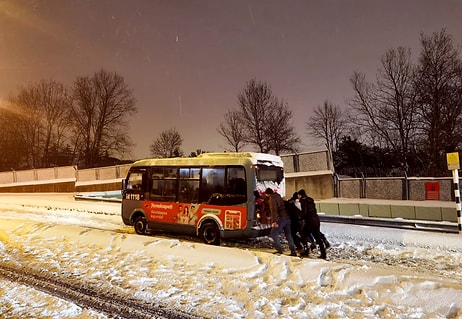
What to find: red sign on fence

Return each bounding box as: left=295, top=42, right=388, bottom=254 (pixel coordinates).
left=425, top=182, right=440, bottom=200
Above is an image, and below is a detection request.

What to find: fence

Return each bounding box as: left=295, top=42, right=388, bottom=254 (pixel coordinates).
left=0, top=165, right=131, bottom=193
left=0, top=150, right=458, bottom=203
left=74, top=165, right=131, bottom=192
left=334, top=175, right=456, bottom=201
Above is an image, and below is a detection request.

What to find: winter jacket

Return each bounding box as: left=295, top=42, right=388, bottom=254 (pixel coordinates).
left=299, top=196, right=320, bottom=231
left=286, top=199, right=302, bottom=223
left=267, top=193, right=289, bottom=222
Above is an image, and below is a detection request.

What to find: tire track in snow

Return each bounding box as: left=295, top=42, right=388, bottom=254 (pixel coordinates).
left=0, top=263, right=206, bottom=319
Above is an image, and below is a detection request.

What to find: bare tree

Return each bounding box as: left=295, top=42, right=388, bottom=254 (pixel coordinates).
left=237, top=79, right=273, bottom=153
left=414, top=29, right=462, bottom=174
left=150, top=128, right=184, bottom=158
left=0, top=101, right=28, bottom=171
left=237, top=78, right=299, bottom=154
left=72, top=69, right=137, bottom=167
left=217, top=110, right=247, bottom=152
left=348, top=46, right=418, bottom=172
left=306, top=100, right=346, bottom=154
left=6, top=80, right=73, bottom=168
left=10, top=86, right=43, bottom=168
left=35, top=80, right=73, bottom=167
left=266, top=99, right=300, bottom=155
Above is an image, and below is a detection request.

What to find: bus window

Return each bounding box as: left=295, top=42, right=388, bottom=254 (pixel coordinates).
left=201, top=168, right=225, bottom=202
left=150, top=179, right=177, bottom=202
left=256, top=166, right=283, bottom=183
left=179, top=180, right=199, bottom=203
left=227, top=167, right=246, bottom=196
left=179, top=167, right=200, bottom=179
left=149, top=167, right=177, bottom=201
left=124, top=170, right=146, bottom=200
left=178, top=167, right=200, bottom=203
left=127, top=171, right=143, bottom=190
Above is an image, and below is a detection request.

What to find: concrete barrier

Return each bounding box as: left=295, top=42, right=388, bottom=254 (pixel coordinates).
left=317, top=198, right=457, bottom=223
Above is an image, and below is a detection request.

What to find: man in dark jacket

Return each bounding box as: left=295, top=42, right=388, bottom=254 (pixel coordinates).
left=265, top=188, right=296, bottom=256
left=286, top=192, right=304, bottom=251
left=297, top=189, right=327, bottom=259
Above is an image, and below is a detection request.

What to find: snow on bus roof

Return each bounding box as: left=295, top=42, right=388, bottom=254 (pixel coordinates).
left=131, top=152, right=284, bottom=167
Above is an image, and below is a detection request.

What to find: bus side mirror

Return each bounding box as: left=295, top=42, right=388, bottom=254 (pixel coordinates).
left=122, top=178, right=127, bottom=191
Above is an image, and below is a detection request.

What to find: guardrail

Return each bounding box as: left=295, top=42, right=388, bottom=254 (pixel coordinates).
left=319, top=214, right=458, bottom=234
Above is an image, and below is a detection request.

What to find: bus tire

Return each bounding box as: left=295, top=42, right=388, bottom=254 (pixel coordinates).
left=200, top=221, right=220, bottom=245
left=134, top=216, right=147, bottom=235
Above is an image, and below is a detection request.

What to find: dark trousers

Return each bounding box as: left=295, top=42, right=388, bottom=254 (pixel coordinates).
left=301, top=227, right=326, bottom=258
left=290, top=219, right=303, bottom=250
left=307, top=232, right=329, bottom=247
left=310, top=230, right=326, bottom=259
left=271, top=218, right=296, bottom=253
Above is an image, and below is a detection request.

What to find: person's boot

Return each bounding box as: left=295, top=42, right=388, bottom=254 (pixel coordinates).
left=324, top=240, right=331, bottom=249
left=300, top=248, right=310, bottom=257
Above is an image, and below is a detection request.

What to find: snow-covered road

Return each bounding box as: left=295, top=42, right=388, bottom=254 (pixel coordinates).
left=1, top=193, right=462, bottom=319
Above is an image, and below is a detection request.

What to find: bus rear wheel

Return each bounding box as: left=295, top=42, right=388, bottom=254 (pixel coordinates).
left=200, top=221, right=220, bottom=245
left=134, top=216, right=148, bottom=235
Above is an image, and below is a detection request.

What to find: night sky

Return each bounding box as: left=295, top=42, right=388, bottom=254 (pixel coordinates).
left=1, top=0, right=461, bottom=159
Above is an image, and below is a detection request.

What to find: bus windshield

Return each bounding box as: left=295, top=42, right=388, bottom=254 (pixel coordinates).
left=256, top=165, right=284, bottom=183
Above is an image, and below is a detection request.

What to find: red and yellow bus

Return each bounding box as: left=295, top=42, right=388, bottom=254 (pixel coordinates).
left=121, top=152, right=285, bottom=245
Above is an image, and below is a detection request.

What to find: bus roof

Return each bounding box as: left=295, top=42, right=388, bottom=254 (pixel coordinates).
left=130, top=152, right=283, bottom=168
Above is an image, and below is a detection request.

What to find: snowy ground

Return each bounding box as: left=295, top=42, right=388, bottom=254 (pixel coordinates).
left=0, top=193, right=462, bottom=319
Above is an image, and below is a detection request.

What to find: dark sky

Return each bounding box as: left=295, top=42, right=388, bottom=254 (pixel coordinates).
left=1, top=0, right=461, bottom=159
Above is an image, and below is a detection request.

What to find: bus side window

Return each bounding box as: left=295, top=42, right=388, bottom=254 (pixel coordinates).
left=199, top=176, right=209, bottom=203
left=201, top=168, right=225, bottom=202
left=177, top=167, right=200, bottom=203
left=149, top=168, right=177, bottom=202
left=228, top=167, right=246, bottom=196
left=178, top=180, right=199, bottom=203
left=150, top=179, right=163, bottom=200
left=229, top=178, right=246, bottom=195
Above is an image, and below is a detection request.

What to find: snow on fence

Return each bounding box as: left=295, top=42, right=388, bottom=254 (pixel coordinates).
left=0, top=165, right=131, bottom=192
left=0, top=171, right=14, bottom=184
left=0, top=166, right=76, bottom=185
left=75, top=165, right=131, bottom=186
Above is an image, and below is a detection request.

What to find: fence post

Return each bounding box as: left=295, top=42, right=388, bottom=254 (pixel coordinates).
left=292, top=153, right=300, bottom=173
left=402, top=171, right=409, bottom=200
left=360, top=172, right=366, bottom=198
left=452, top=169, right=462, bottom=234
left=12, top=169, right=17, bottom=183
left=333, top=173, right=339, bottom=198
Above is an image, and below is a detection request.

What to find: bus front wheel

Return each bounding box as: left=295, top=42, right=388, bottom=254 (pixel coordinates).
left=199, top=221, right=220, bottom=245
left=134, top=216, right=147, bottom=235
